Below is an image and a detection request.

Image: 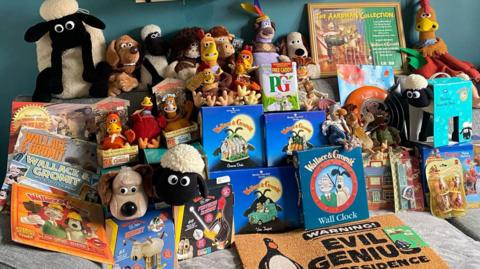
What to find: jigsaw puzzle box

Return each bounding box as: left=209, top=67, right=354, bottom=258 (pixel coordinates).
left=294, top=146, right=369, bottom=230
left=210, top=166, right=301, bottom=234
left=199, top=105, right=265, bottom=172
left=264, top=111, right=327, bottom=166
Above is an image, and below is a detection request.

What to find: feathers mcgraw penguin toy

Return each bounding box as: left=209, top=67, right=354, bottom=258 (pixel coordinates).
left=139, top=24, right=169, bottom=90
left=259, top=238, right=303, bottom=269
left=153, top=144, right=208, bottom=206
left=25, top=0, right=106, bottom=101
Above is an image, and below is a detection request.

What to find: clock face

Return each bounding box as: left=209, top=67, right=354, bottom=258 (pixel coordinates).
left=193, top=229, right=204, bottom=240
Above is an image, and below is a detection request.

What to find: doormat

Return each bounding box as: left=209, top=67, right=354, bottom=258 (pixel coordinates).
left=235, top=214, right=448, bottom=269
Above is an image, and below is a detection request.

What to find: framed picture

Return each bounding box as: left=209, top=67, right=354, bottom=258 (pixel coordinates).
left=307, top=2, right=407, bottom=77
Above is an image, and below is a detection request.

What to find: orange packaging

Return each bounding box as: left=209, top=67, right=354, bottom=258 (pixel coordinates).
left=10, top=184, right=113, bottom=264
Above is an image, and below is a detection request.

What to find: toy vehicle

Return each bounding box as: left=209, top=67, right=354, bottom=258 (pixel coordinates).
left=248, top=201, right=278, bottom=225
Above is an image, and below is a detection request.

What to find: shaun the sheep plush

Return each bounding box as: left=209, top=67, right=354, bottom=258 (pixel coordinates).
left=139, top=24, right=169, bottom=90
left=153, top=144, right=208, bottom=206
left=25, top=0, right=106, bottom=101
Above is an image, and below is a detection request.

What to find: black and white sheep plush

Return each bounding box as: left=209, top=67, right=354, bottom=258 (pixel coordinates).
left=25, top=0, right=106, bottom=101
left=153, top=144, right=208, bottom=206
left=139, top=24, right=169, bottom=90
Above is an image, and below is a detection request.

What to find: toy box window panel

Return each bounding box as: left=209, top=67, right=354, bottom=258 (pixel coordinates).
left=308, top=2, right=407, bottom=77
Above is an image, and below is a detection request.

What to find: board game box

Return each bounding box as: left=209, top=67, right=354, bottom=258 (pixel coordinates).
left=173, top=181, right=234, bottom=260
left=264, top=111, right=327, bottom=166
left=210, top=166, right=301, bottom=234
left=258, top=62, right=300, bottom=112
left=294, top=146, right=369, bottom=230
left=199, top=105, right=265, bottom=171
left=105, top=207, right=176, bottom=269
left=10, top=184, right=113, bottom=264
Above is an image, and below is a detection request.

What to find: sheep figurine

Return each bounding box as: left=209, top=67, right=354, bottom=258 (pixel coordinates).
left=25, top=0, right=106, bottom=101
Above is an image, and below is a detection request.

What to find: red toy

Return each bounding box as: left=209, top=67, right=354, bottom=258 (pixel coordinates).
left=131, top=97, right=166, bottom=149
left=101, top=112, right=135, bottom=150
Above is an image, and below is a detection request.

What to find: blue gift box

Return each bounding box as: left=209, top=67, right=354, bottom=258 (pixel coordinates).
left=264, top=111, right=326, bottom=166
left=210, top=166, right=301, bottom=234
left=199, top=105, right=265, bottom=172
left=294, top=146, right=369, bottom=230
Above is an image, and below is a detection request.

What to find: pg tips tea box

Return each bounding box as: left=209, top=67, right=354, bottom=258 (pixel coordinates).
left=294, top=146, right=369, bottom=230
left=210, top=166, right=301, bottom=234
left=200, top=105, right=265, bottom=171
left=264, top=111, right=327, bottom=166
left=259, top=62, right=300, bottom=112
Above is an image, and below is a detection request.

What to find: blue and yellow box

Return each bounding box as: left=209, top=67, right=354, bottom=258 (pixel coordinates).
left=210, top=166, right=301, bottom=234
left=264, top=111, right=326, bottom=166
left=105, top=207, right=176, bottom=269
left=199, top=105, right=265, bottom=172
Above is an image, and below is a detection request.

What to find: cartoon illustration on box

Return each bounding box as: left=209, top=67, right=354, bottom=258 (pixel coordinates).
left=259, top=62, right=300, bottom=112
left=214, top=126, right=255, bottom=163
left=295, top=146, right=369, bottom=230
left=244, top=188, right=283, bottom=226
left=282, top=125, right=314, bottom=155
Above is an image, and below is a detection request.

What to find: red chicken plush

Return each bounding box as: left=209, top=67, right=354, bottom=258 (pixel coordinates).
left=131, top=96, right=166, bottom=149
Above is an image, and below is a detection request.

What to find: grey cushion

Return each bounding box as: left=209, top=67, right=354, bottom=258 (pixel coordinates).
left=449, top=209, right=480, bottom=241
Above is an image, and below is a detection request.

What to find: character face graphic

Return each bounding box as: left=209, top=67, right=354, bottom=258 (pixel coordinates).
left=45, top=207, right=63, bottom=221
left=319, top=174, right=333, bottom=193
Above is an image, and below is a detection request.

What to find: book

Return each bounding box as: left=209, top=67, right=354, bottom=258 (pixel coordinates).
left=337, top=64, right=394, bottom=105
left=1, top=127, right=99, bottom=212
left=105, top=207, right=177, bottom=269
left=173, top=181, right=234, bottom=260
left=259, top=62, right=300, bottom=112
left=210, top=167, right=301, bottom=234
left=10, top=184, right=113, bottom=264
left=294, top=146, right=369, bottom=230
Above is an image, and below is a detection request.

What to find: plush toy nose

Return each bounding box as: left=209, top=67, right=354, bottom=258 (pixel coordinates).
left=263, top=27, right=273, bottom=35
left=121, top=202, right=137, bottom=217
left=295, top=48, right=305, bottom=56
left=130, top=47, right=139, bottom=54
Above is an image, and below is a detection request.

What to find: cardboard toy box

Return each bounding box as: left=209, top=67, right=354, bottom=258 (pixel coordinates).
left=264, top=111, right=326, bottom=166
left=258, top=62, right=300, bottom=112
left=362, top=152, right=394, bottom=211
left=105, top=207, right=176, bottom=269
left=199, top=105, right=265, bottom=171
left=173, top=181, right=234, bottom=260
left=418, top=143, right=480, bottom=208
left=294, top=146, right=369, bottom=230
left=210, top=166, right=301, bottom=234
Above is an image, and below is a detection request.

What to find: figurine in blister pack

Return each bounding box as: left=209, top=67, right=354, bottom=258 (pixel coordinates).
left=102, top=112, right=135, bottom=150
left=159, top=93, right=194, bottom=132
left=131, top=97, right=166, bottom=149
left=426, top=158, right=467, bottom=218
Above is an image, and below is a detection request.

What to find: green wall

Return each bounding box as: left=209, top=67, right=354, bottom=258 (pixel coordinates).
left=0, top=0, right=478, bottom=173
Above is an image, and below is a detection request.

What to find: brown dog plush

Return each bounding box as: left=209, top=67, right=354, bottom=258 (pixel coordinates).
left=98, top=165, right=153, bottom=220
left=208, top=26, right=236, bottom=74
left=106, top=35, right=141, bottom=96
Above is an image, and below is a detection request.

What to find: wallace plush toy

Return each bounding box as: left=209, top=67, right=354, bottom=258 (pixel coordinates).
left=165, top=27, right=203, bottom=81
left=208, top=26, right=236, bottom=74
left=241, top=0, right=287, bottom=66
left=131, top=97, right=166, bottom=149
left=153, top=144, right=208, bottom=206
left=25, top=0, right=106, bottom=101
left=139, top=24, right=169, bottom=90
left=402, top=0, right=480, bottom=106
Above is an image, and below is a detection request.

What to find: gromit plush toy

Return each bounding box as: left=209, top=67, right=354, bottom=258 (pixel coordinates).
left=90, top=35, right=142, bottom=97
left=277, top=32, right=321, bottom=79
left=98, top=165, right=153, bottom=220
left=153, top=144, right=208, bottom=206
left=140, top=24, right=169, bottom=90
left=165, top=27, right=203, bottom=81
left=208, top=26, right=236, bottom=74
left=25, top=0, right=106, bottom=101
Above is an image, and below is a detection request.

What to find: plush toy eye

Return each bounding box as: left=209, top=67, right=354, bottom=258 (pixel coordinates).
left=413, top=91, right=421, bottom=98
left=168, top=175, right=179, bottom=185
left=204, top=43, right=210, bottom=48
left=421, top=13, right=431, bottom=18
left=54, top=24, right=64, bottom=33
left=65, top=21, right=75, bottom=30
left=406, top=91, right=413, bottom=98
left=130, top=186, right=137, bottom=193
left=297, top=40, right=301, bottom=43
left=151, top=32, right=159, bottom=38
left=180, top=176, right=191, bottom=187
left=192, top=43, right=199, bottom=48
left=127, top=43, right=133, bottom=48
left=120, top=43, right=127, bottom=49
left=120, top=187, right=128, bottom=194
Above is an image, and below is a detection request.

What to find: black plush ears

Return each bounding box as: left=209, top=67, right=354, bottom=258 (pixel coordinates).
left=197, top=174, right=209, bottom=199
left=25, top=22, right=51, bottom=42
left=77, top=13, right=106, bottom=30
